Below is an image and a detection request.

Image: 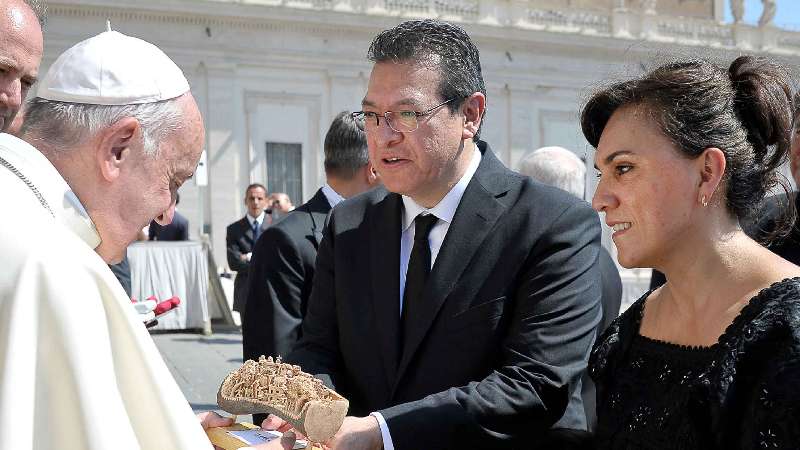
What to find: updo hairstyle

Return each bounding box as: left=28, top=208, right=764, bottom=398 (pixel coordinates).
left=581, top=56, right=795, bottom=233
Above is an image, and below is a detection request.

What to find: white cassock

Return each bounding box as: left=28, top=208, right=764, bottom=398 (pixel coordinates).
left=0, top=133, right=212, bottom=450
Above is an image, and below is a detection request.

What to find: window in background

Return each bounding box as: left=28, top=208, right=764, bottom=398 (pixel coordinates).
left=265, top=142, right=303, bottom=207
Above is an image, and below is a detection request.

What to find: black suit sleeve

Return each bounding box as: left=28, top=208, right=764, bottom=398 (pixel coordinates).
left=380, top=201, right=602, bottom=448
left=286, top=215, right=342, bottom=390
left=243, top=225, right=307, bottom=361
left=226, top=223, right=249, bottom=272
left=178, top=218, right=189, bottom=241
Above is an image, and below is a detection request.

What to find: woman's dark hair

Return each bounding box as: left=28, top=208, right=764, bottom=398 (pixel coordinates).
left=581, top=56, right=796, bottom=240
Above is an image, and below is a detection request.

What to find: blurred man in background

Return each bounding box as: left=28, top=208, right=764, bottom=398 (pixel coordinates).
left=244, top=111, right=380, bottom=425
left=227, top=183, right=272, bottom=319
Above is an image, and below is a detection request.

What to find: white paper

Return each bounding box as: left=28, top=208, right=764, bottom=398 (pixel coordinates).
left=227, top=429, right=308, bottom=449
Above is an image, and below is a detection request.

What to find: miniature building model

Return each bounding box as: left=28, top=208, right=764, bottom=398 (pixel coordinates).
left=217, top=356, right=348, bottom=442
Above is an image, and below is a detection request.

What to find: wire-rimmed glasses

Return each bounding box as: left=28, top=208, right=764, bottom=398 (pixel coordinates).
left=352, top=98, right=458, bottom=133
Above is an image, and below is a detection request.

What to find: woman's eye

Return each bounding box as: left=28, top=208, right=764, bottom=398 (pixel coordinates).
left=615, top=165, right=632, bottom=175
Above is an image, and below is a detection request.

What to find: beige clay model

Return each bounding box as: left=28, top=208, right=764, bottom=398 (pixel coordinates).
left=217, top=356, right=349, bottom=443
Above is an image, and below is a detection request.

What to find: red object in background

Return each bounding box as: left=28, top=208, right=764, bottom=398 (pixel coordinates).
left=143, top=295, right=181, bottom=316
left=154, top=300, right=173, bottom=315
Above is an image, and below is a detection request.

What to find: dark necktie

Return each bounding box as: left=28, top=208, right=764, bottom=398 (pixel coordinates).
left=252, top=219, right=261, bottom=243
left=400, top=213, right=439, bottom=359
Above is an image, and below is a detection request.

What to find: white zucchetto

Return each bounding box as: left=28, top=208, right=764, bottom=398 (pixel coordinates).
left=37, top=30, right=190, bottom=105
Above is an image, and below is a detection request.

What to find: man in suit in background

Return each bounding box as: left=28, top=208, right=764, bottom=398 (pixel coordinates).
left=227, top=183, right=272, bottom=319
left=149, top=193, right=189, bottom=241
left=271, top=20, right=602, bottom=450
left=518, top=145, right=622, bottom=432
left=244, top=111, right=380, bottom=425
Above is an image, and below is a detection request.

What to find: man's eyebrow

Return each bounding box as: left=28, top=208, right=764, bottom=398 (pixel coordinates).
left=361, top=98, right=419, bottom=108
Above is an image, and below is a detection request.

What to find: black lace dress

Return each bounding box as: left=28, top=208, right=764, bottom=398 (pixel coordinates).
left=590, top=278, right=800, bottom=449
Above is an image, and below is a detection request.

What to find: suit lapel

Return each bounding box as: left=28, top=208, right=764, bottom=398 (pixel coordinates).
left=393, top=144, right=512, bottom=390
left=240, top=217, right=256, bottom=248
left=368, top=192, right=403, bottom=386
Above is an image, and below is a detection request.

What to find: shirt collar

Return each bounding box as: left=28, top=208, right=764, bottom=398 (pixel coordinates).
left=0, top=133, right=101, bottom=249
left=401, top=146, right=482, bottom=232
left=246, top=211, right=266, bottom=226
left=321, top=183, right=345, bottom=208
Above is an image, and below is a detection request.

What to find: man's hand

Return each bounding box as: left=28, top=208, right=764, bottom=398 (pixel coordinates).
left=240, top=252, right=252, bottom=262
left=197, top=411, right=234, bottom=430
left=261, top=415, right=307, bottom=440
left=326, top=416, right=383, bottom=450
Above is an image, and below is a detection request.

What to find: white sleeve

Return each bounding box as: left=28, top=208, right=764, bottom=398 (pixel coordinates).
left=369, top=412, right=395, bottom=450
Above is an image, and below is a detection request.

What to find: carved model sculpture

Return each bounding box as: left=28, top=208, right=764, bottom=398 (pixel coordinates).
left=217, top=356, right=349, bottom=443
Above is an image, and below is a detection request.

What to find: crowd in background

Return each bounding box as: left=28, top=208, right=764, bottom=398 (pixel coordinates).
left=3, top=0, right=800, bottom=449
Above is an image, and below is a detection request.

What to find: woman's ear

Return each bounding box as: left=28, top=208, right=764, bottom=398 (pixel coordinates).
left=698, top=147, right=726, bottom=206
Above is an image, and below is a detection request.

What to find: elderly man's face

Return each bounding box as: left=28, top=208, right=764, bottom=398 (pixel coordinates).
left=270, top=193, right=292, bottom=213
left=94, top=94, right=205, bottom=263
left=0, top=0, right=42, bottom=132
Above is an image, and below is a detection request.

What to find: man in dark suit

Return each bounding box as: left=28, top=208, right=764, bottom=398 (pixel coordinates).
left=268, top=20, right=602, bottom=449
left=226, top=183, right=272, bottom=318
left=518, top=146, right=622, bottom=432
left=148, top=193, right=189, bottom=241
left=243, top=111, right=380, bottom=425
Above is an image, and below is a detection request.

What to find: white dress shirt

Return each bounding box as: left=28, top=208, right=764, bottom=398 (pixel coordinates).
left=371, top=146, right=482, bottom=450
left=321, top=183, right=345, bottom=208
left=246, top=211, right=266, bottom=229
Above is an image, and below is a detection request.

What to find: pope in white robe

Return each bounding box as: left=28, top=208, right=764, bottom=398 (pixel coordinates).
left=0, top=28, right=293, bottom=450
left=0, top=134, right=213, bottom=449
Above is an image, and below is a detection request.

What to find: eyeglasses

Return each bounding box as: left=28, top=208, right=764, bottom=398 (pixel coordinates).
left=352, top=98, right=459, bottom=133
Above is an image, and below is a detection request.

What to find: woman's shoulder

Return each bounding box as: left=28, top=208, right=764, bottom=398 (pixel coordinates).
left=589, top=291, right=650, bottom=381
left=750, top=277, right=800, bottom=332
left=723, top=277, right=800, bottom=352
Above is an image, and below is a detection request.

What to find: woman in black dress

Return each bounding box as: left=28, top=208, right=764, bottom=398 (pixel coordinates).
left=584, top=56, right=800, bottom=449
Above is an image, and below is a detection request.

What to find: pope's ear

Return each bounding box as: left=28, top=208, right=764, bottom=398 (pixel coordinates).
left=96, top=117, right=140, bottom=182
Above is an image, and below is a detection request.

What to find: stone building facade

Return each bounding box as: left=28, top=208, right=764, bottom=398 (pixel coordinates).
left=41, top=0, right=800, bottom=303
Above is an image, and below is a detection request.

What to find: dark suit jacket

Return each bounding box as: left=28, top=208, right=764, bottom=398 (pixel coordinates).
left=242, top=188, right=332, bottom=426
left=582, top=247, right=622, bottom=432
left=243, top=188, right=331, bottom=359
left=108, top=253, right=132, bottom=297
left=148, top=211, right=189, bottom=241
left=227, top=214, right=272, bottom=312
left=288, top=142, right=602, bottom=449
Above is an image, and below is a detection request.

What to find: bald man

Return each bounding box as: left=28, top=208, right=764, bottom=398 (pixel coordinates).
left=0, top=0, right=43, bottom=133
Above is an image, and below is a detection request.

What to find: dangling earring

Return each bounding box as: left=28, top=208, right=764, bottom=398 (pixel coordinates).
left=701, top=195, right=708, bottom=207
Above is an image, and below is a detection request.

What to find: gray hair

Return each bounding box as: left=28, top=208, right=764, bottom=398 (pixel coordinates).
left=22, top=0, right=46, bottom=27
left=324, top=111, right=369, bottom=179
left=518, top=146, right=586, bottom=198
left=22, top=96, right=185, bottom=157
